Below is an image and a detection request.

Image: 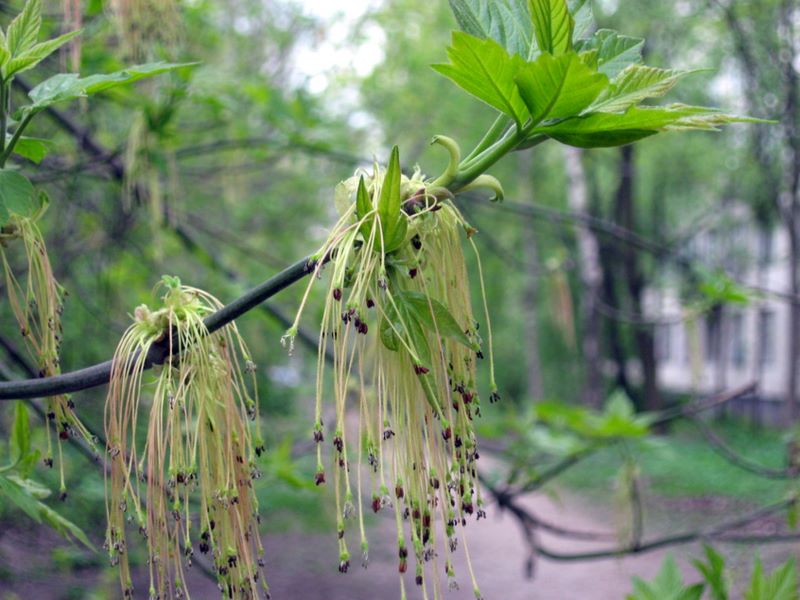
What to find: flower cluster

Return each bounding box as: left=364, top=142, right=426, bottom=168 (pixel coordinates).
left=1, top=214, right=96, bottom=497
left=285, top=145, right=497, bottom=599
left=104, top=277, right=267, bottom=600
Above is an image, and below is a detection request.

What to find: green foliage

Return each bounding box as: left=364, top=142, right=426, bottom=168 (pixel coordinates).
left=745, top=557, right=799, bottom=600
left=529, top=0, right=574, bottom=55
left=691, top=545, right=729, bottom=600
left=435, top=0, right=759, bottom=160
left=0, top=170, right=34, bottom=224
left=515, top=51, right=607, bottom=125
left=16, top=62, right=195, bottom=119
left=432, top=32, right=529, bottom=126
left=628, top=555, right=704, bottom=600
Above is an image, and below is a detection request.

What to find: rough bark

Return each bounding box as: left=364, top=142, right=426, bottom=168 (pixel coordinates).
left=614, top=145, right=661, bottom=413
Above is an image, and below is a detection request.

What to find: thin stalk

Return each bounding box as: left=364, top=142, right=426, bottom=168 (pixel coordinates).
left=461, top=115, right=510, bottom=165
left=0, top=80, right=7, bottom=157
left=1, top=113, right=34, bottom=167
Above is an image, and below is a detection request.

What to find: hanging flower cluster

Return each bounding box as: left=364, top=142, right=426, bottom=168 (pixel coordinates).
left=104, top=276, right=267, bottom=600
left=1, top=205, right=96, bottom=498
left=284, top=143, right=499, bottom=599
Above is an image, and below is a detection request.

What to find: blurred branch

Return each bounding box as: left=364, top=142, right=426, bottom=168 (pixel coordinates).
left=534, top=498, right=796, bottom=561
left=689, top=414, right=800, bottom=479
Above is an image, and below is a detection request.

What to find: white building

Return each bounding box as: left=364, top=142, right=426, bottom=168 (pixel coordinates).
left=646, top=203, right=788, bottom=417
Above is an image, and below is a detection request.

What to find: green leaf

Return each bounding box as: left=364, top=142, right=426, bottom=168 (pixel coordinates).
left=384, top=213, right=408, bottom=253
left=577, top=29, right=644, bottom=78
left=627, top=554, right=705, bottom=600
left=515, top=51, right=608, bottom=126
left=432, top=32, right=528, bottom=125
left=691, top=545, right=729, bottom=600
left=17, top=61, right=196, bottom=118
left=4, top=29, right=81, bottom=78
left=404, top=308, right=432, bottom=368
left=0, top=169, right=35, bottom=223
left=378, top=146, right=402, bottom=246
left=447, top=0, right=503, bottom=46
left=11, top=401, right=30, bottom=464
left=568, top=0, right=593, bottom=41
left=396, top=291, right=477, bottom=350
left=6, top=0, right=41, bottom=57
left=380, top=316, right=401, bottom=352
left=496, top=1, right=538, bottom=60
left=6, top=135, right=51, bottom=164
left=745, top=557, right=798, bottom=600
left=355, top=175, right=374, bottom=241
left=39, top=503, right=95, bottom=550
left=536, top=104, right=762, bottom=148
left=588, top=65, right=699, bottom=114
left=529, top=0, right=574, bottom=55
left=0, top=473, right=42, bottom=522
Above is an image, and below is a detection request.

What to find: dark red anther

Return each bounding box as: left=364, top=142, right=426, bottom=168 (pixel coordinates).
left=454, top=435, right=463, bottom=448
left=59, top=429, right=69, bottom=440
left=333, top=436, right=344, bottom=452
left=412, top=235, right=422, bottom=250
left=366, top=298, right=375, bottom=309
left=372, top=496, right=381, bottom=513
left=409, top=268, right=418, bottom=279
left=399, top=559, right=408, bottom=573
left=422, top=513, right=431, bottom=528
left=442, top=427, right=452, bottom=441
left=416, top=575, right=423, bottom=586
left=333, top=288, right=342, bottom=301
left=315, top=471, right=326, bottom=486
left=395, top=485, right=404, bottom=499
left=462, top=391, right=474, bottom=404
left=413, top=365, right=429, bottom=375
left=463, top=502, right=474, bottom=515
left=313, top=429, right=324, bottom=443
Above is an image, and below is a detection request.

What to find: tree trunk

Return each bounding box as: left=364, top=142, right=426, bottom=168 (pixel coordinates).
left=564, top=147, right=604, bottom=408
left=614, top=145, right=662, bottom=413
left=518, top=154, right=544, bottom=400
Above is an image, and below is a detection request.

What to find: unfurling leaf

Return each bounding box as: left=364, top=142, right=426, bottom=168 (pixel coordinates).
left=378, top=145, right=402, bottom=245
left=4, top=30, right=82, bottom=79
left=432, top=32, right=528, bottom=125
left=515, top=51, right=608, bottom=125
left=535, top=104, right=766, bottom=148
left=529, top=0, right=574, bottom=56
left=588, top=65, right=700, bottom=114
left=576, top=29, right=644, bottom=78
left=6, top=0, right=41, bottom=57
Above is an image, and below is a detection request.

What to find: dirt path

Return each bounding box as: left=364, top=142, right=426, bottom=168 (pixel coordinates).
left=180, top=491, right=693, bottom=600
left=0, top=490, right=727, bottom=599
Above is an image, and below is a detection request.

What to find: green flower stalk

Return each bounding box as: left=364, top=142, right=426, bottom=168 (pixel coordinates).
left=285, top=145, right=497, bottom=598
left=1, top=210, right=96, bottom=497
left=104, top=277, right=267, bottom=600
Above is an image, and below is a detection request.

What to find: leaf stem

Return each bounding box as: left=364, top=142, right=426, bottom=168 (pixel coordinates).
left=0, top=80, right=7, bottom=157
left=0, top=112, right=33, bottom=168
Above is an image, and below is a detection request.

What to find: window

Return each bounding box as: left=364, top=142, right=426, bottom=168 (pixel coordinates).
left=758, top=309, right=776, bottom=368
left=656, top=323, right=672, bottom=363
left=758, top=227, right=774, bottom=266
left=730, top=312, right=747, bottom=368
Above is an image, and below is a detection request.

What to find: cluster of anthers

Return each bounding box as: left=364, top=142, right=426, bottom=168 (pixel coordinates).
left=284, top=140, right=500, bottom=599
left=1, top=208, right=97, bottom=498
left=104, top=276, right=268, bottom=600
